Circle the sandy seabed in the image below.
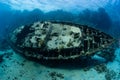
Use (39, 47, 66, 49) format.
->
(0, 48, 120, 80)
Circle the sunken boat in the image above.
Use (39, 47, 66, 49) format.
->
(9, 21, 115, 60)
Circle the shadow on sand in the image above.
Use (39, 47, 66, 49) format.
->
(26, 56, 107, 70)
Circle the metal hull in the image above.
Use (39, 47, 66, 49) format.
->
(10, 21, 115, 60)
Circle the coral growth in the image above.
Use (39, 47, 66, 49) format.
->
(49, 71, 64, 80)
(94, 64, 108, 73)
(105, 70, 116, 80)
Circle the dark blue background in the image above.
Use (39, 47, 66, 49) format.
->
(0, 2, 120, 48)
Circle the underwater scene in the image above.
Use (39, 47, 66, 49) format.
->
(0, 0, 120, 80)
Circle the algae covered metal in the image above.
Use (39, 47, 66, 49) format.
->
(10, 21, 115, 60)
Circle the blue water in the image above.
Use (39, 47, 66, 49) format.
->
(0, 0, 120, 40)
(0, 1, 120, 80)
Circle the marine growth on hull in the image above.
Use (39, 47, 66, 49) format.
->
(10, 21, 115, 60)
